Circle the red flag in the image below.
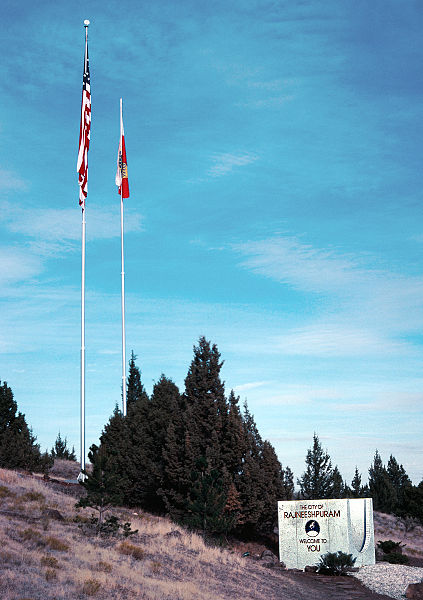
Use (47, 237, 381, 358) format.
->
(77, 27, 91, 209)
(116, 99, 129, 198)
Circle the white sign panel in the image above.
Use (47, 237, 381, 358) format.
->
(278, 498, 375, 569)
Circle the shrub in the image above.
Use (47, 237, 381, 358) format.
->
(77, 513, 138, 537)
(41, 555, 59, 568)
(94, 560, 112, 573)
(0, 484, 15, 498)
(45, 568, 57, 581)
(317, 551, 356, 576)
(118, 541, 145, 560)
(21, 528, 45, 547)
(377, 540, 405, 554)
(150, 560, 162, 574)
(21, 491, 45, 503)
(384, 552, 409, 564)
(82, 578, 101, 595)
(45, 536, 69, 551)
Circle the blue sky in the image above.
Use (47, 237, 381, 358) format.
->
(1, 0, 422, 485)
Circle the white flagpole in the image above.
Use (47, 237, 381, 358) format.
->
(120, 98, 127, 417)
(78, 20, 89, 482)
(80, 203, 86, 475)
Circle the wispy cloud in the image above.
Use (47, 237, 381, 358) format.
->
(0, 169, 27, 191)
(2, 203, 143, 244)
(0, 247, 42, 285)
(207, 152, 258, 177)
(234, 236, 423, 351)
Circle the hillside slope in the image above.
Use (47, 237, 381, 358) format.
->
(0, 465, 421, 600)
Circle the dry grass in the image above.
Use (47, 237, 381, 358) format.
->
(374, 511, 423, 559)
(1, 467, 421, 600)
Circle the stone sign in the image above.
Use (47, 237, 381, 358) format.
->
(278, 498, 375, 569)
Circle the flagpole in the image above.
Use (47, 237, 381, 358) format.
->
(120, 98, 127, 416)
(77, 19, 90, 482)
(80, 202, 86, 476)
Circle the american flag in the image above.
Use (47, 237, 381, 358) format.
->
(77, 30, 91, 209)
(115, 99, 129, 199)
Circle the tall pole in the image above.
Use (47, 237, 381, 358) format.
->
(80, 203, 86, 475)
(120, 99, 127, 416)
(77, 19, 90, 482)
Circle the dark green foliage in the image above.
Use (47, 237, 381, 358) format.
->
(377, 539, 405, 554)
(330, 465, 344, 498)
(0, 380, 44, 471)
(94, 338, 292, 540)
(298, 434, 333, 499)
(76, 444, 124, 524)
(400, 480, 423, 523)
(317, 551, 356, 575)
(386, 455, 412, 514)
(51, 432, 76, 461)
(282, 466, 295, 500)
(383, 553, 409, 564)
(368, 450, 397, 512)
(350, 467, 364, 498)
(78, 513, 138, 537)
(183, 457, 233, 536)
(126, 351, 149, 408)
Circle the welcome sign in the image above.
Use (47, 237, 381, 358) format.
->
(278, 498, 375, 569)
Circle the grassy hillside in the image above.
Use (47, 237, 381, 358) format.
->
(0, 462, 422, 600)
(0, 465, 298, 600)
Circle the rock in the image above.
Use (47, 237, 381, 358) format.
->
(304, 565, 318, 573)
(406, 582, 423, 599)
(42, 509, 64, 521)
(260, 549, 278, 563)
(279, 561, 286, 569)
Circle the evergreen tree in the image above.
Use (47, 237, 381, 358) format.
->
(51, 431, 76, 461)
(220, 390, 245, 480)
(368, 450, 396, 512)
(386, 455, 412, 514)
(126, 351, 149, 409)
(330, 465, 344, 498)
(183, 337, 226, 470)
(183, 456, 233, 536)
(0, 380, 43, 471)
(236, 403, 264, 534)
(351, 467, 363, 498)
(143, 375, 182, 512)
(258, 440, 286, 532)
(298, 433, 333, 499)
(282, 465, 295, 500)
(99, 406, 132, 504)
(77, 444, 123, 523)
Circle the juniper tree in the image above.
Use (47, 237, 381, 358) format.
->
(236, 403, 264, 534)
(142, 375, 182, 511)
(126, 351, 149, 409)
(183, 337, 226, 471)
(0, 380, 43, 471)
(386, 455, 412, 513)
(298, 433, 333, 499)
(351, 467, 363, 498)
(282, 465, 295, 500)
(77, 444, 123, 523)
(330, 465, 344, 498)
(99, 406, 132, 504)
(51, 432, 76, 461)
(368, 450, 396, 512)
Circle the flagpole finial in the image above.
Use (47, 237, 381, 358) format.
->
(84, 19, 90, 27)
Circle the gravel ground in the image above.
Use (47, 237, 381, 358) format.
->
(352, 564, 423, 599)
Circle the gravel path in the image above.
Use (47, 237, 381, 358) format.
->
(352, 564, 423, 599)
